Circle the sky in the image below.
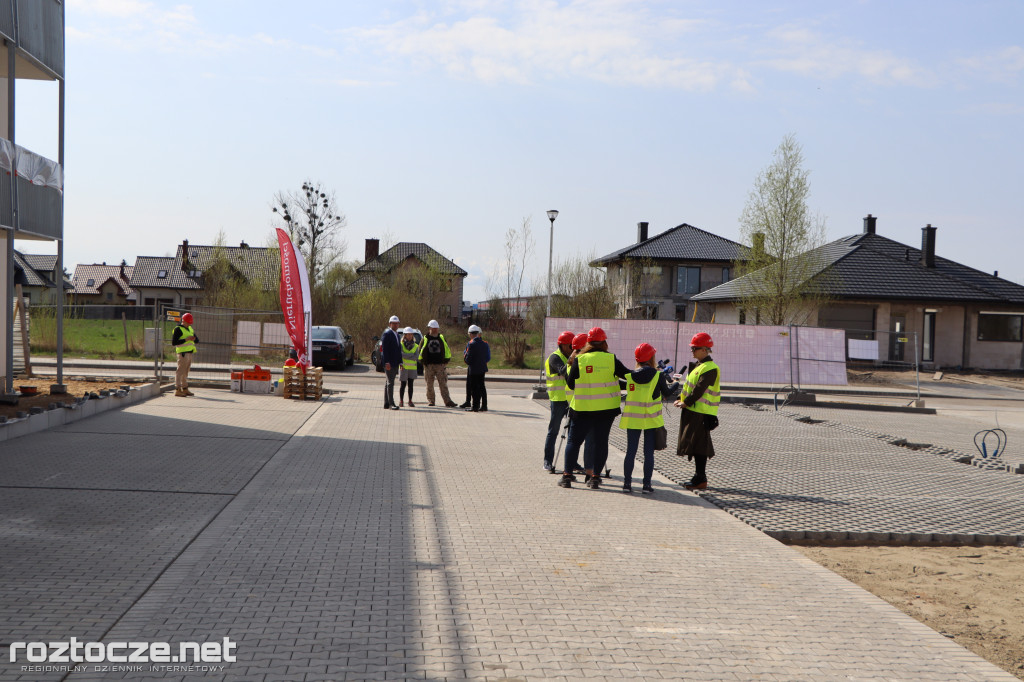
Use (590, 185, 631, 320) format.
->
(15, 0, 1024, 303)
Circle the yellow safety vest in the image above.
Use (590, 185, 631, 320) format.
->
(418, 334, 452, 362)
(545, 349, 571, 403)
(619, 373, 664, 430)
(401, 341, 419, 371)
(571, 351, 620, 412)
(683, 359, 721, 416)
(175, 325, 196, 354)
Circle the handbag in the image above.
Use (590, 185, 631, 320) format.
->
(703, 415, 719, 431)
(653, 425, 668, 451)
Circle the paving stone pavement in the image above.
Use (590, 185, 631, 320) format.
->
(0, 392, 322, 682)
(601, 402, 1024, 545)
(0, 387, 1014, 680)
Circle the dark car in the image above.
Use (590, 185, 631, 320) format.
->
(370, 328, 422, 370)
(311, 326, 355, 370)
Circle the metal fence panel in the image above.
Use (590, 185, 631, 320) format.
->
(155, 304, 290, 382)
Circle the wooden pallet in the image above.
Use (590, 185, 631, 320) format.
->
(283, 366, 324, 400)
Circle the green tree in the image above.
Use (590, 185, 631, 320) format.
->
(734, 134, 831, 325)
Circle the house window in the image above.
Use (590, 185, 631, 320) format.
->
(977, 313, 1023, 342)
(158, 270, 168, 279)
(738, 308, 745, 325)
(441, 278, 453, 292)
(438, 304, 452, 320)
(923, 311, 936, 362)
(722, 267, 730, 282)
(106, 292, 114, 301)
(675, 267, 700, 295)
(86, 278, 95, 287)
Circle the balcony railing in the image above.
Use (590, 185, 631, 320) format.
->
(0, 0, 64, 80)
(0, 139, 63, 240)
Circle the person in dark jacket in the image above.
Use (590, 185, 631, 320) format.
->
(381, 315, 402, 410)
(674, 332, 721, 490)
(619, 343, 670, 494)
(543, 330, 576, 471)
(463, 324, 490, 412)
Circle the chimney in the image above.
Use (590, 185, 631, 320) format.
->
(752, 232, 766, 254)
(365, 238, 380, 264)
(994, 270, 999, 278)
(637, 222, 649, 243)
(240, 240, 248, 248)
(120, 260, 127, 280)
(863, 214, 876, 235)
(920, 225, 936, 268)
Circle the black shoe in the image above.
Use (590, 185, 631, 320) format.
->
(683, 480, 707, 490)
(558, 475, 572, 488)
(587, 475, 601, 489)
(445, 402, 458, 407)
(464, 406, 478, 412)
(459, 402, 470, 408)
(642, 485, 654, 494)
(622, 483, 632, 493)
(478, 407, 488, 412)
(390, 405, 400, 410)
(573, 465, 586, 475)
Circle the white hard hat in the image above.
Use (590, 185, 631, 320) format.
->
(468, 324, 482, 333)
(427, 319, 439, 328)
(403, 326, 414, 334)
(389, 315, 400, 323)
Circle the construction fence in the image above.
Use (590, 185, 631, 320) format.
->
(543, 318, 921, 392)
(152, 303, 291, 383)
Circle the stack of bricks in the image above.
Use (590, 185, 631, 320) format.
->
(283, 366, 323, 400)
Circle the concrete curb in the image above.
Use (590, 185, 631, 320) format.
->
(0, 382, 162, 443)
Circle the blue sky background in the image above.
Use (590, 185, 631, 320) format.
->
(15, 0, 1024, 302)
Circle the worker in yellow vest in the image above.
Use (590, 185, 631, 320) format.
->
(543, 330, 576, 472)
(558, 327, 630, 490)
(619, 342, 669, 494)
(398, 327, 420, 407)
(674, 332, 721, 491)
(172, 312, 198, 397)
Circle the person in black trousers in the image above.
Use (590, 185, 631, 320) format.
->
(463, 324, 490, 412)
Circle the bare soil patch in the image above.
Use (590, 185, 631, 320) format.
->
(1, 376, 156, 420)
(796, 545, 1024, 679)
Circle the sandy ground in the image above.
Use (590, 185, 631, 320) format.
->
(0, 377, 154, 420)
(796, 545, 1024, 679)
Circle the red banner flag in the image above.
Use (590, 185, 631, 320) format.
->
(276, 228, 310, 369)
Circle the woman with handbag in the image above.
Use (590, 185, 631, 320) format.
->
(398, 327, 421, 407)
(674, 332, 721, 491)
(618, 343, 670, 494)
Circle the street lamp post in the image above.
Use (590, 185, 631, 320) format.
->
(546, 210, 558, 317)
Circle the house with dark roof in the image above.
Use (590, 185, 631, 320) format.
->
(13, 251, 70, 304)
(691, 215, 1024, 370)
(341, 239, 468, 325)
(590, 222, 745, 320)
(128, 240, 279, 307)
(71, 262, 135, 304)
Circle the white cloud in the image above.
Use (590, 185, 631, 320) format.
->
(348, 0, 744, 90)
(759, 25, 936, 87)
(956, 46, 1024, 84)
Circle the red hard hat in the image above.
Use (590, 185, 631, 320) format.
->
(557, 331, 575, 345)
(690, 332, 713, 348)
(572, 333, 588, 351)
(587, 326, 607, 342)
(635, 342, 656, 363)
(182, 313, 193, 325)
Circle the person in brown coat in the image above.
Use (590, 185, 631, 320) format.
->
(674, 332, 721, 490)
